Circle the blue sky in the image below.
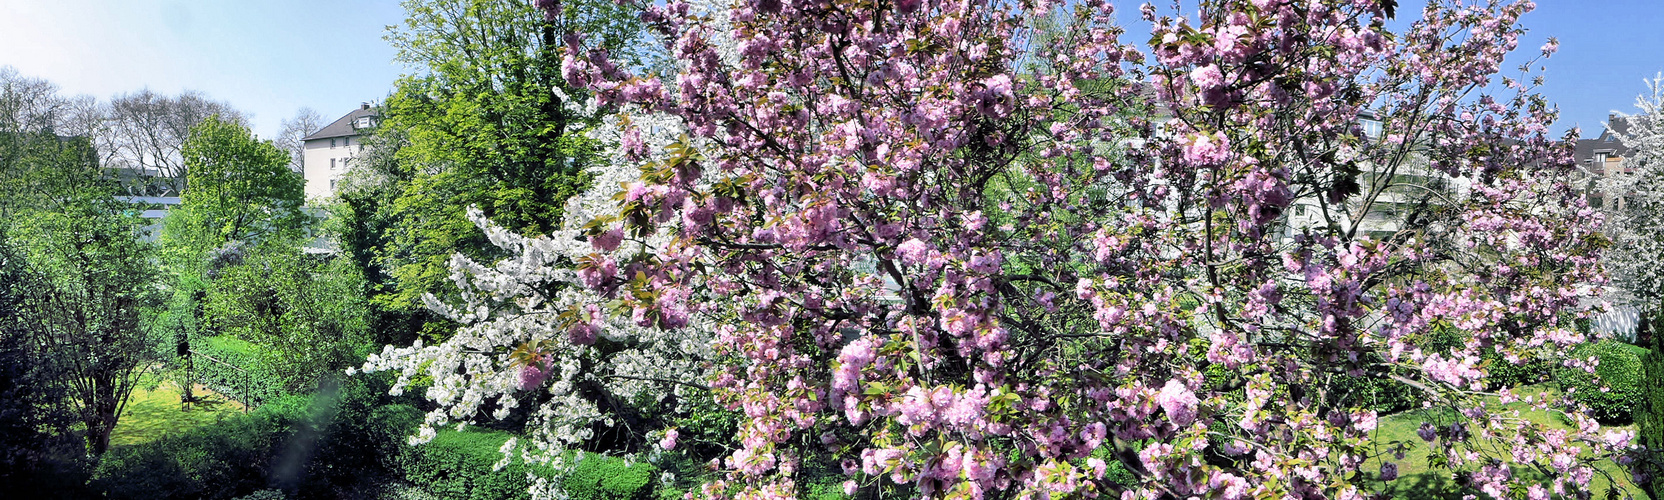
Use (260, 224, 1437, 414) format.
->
(0, 1, 1659, 140)
(0, 0, 407, 140)
(1510, 0, 1664, 136)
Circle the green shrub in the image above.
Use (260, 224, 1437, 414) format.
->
(802, 477, 851, 500)
(386, 427, 661, 500)
(231, 489, 285, 500)
(91, 375, 421, 499)
(1484, 350, 1552, 390)
(1557, 340, 1646, 423)
(562, 453, 659, 500)
(286, 376, 423, 498)
(391, 428, 532, 500)
(193, 336, 286, 407)
(90, 395, 305, 499)
(1638, 309, 1664, 499)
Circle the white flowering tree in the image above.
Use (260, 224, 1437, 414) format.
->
(356, 93, 716, 495)
(1603, 75, 1664, 310)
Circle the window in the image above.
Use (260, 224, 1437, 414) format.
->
(330, 180, 337, 190)
(330, 138, 337, 148)
(1359, 118, 1383, 138)
(344, 137, 350, 147)
(356, 116, 372, 128)
(330, 158, 337, 170)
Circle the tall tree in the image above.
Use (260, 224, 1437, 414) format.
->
(274, 107, 324, 172)
(162, 115, 308, 269)
(11, 195, 158, 456)
(339, 0, 646, 341)
(101, 89, 245, 196)
(371, 0, 1624, 498)
(0, 68, 107, 219)
(158, 116, 309, 397)
(1601, 75, 1664, 310)
(0, 233, 81, 493)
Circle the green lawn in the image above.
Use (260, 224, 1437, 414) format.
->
(109, 374, 246, 447)
(1362, 385, 1642, 500)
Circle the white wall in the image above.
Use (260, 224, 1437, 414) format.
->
(302, 136, 361, 200)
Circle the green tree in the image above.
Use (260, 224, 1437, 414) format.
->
(162, 115, 307, 268)
(156, 115, 309, 407)
(1641, 306, 1664, 498)
(11, 197, 160, 456)
(0, 233, 85, 494)
(202, 251, 371, 393)
(339, 0, 646, 342)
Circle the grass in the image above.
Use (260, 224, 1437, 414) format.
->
(109, 373, 246, 447)
(1361, 385, 1643, 500)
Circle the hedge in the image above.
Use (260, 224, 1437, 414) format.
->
(90, 395, 308, 499)
(562, 452, 659, 500)
(193, 336, 286, 408)
(390, 428, 530, 500)
(91, 376, 422, 499)
(92, 370, 661, 500)
(1557, 340, 1646, 423)
(389, 428, 659, 500)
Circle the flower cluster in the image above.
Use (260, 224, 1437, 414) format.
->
(369, 0, 1638, 498)
(357, 89, 715, 498)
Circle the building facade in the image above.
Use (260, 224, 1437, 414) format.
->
(301, 104, 377, 200)
(1574, 114, 1635, 211)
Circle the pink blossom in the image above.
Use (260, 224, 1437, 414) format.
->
(660, 429, 680, 450)
(1156, 379, 1199, 426)
(1190, 64, 1225, 90)
(517, 361, 550, 390)
(896, 238, 930, 265)
(1181, 132, 1231, 166)
(590, 228, 624, 252)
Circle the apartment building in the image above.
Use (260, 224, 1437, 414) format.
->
(301, 104, 377, 200)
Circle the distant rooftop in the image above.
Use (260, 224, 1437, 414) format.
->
(114, 196, 181, 206)
(1574, 114, 1634, 170)
(301, 103, 377, 142)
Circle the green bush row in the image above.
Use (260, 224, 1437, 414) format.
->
(192, 336, 287, 407)
(561, 453, 659, 500)
(92, 370, 662, 500)
(90, 376, 422, 499)
(388, 428, 659, 500)
(389, 428, 530, 500)
(1557, 340, 1647, 424)
(90, 395, 307, 499)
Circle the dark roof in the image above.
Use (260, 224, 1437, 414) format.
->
(1574, 115, 1633, 168)
(301, 105, 377, 142)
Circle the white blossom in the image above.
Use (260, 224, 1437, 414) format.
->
(1600, 74, 1664, 310)
(359, 73, 720, 500)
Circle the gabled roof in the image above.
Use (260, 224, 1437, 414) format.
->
(1575, 115, 1634, 167)
(301, 105, 377, 142)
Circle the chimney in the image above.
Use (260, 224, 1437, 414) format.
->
(361, 102, 370, 110)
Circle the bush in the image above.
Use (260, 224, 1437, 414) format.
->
(1638, 309, 1664, 499)
(90, 375, 422, 499)
(801, 478, 851, 500)
(1557, 340, 1646, 423)
(1483, 350, 1552, 390)
(386, 427, 660, 500)
(562, 453, 659, 500)
(193, 336, 286, 407)
(90, 395, 305, 499)
(389, 428, 531, 500)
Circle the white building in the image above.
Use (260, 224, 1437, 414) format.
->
(301, 104, 376, 200)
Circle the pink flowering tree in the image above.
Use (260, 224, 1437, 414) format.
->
(516, 0, 1626, 498)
